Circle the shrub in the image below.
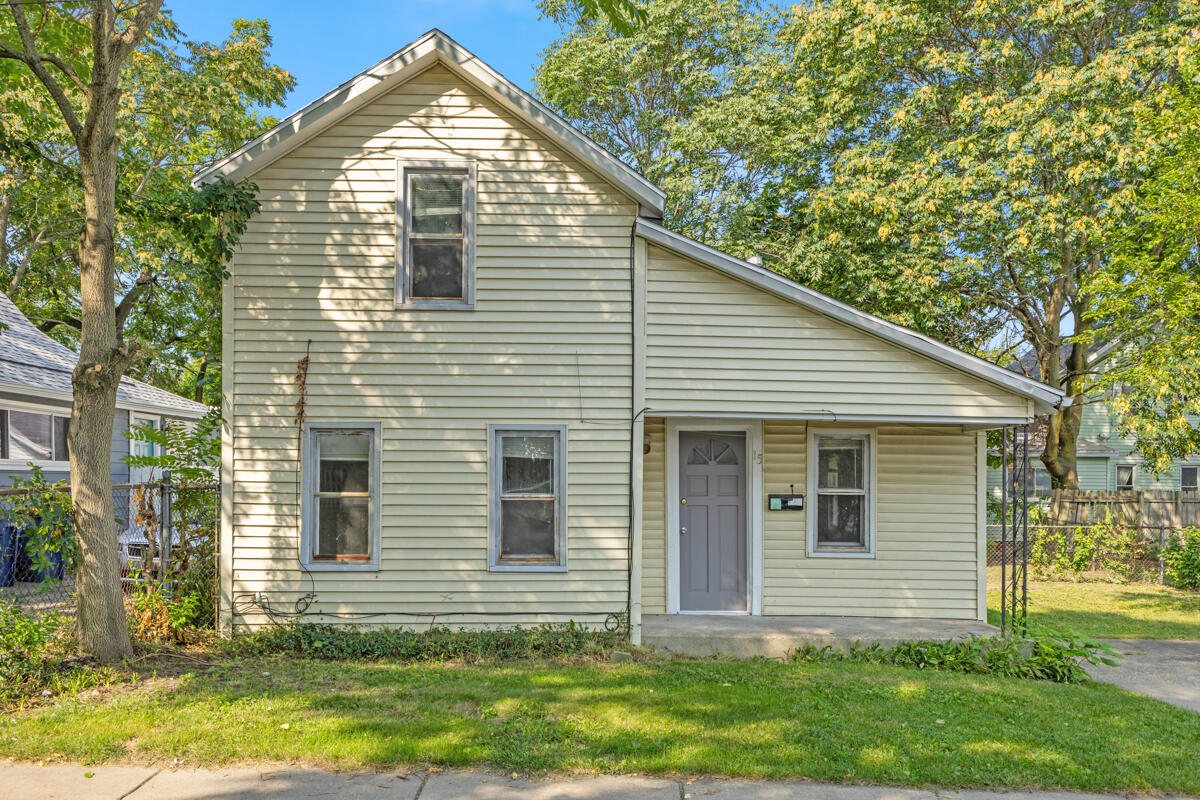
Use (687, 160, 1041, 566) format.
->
(1162, 528, 1200, 590)
(229, 621, 624, 662)
(0, 466, 78, 578)
(792, 631, 1116, 683)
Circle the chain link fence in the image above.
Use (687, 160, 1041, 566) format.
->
(0, 482, 218, 628)
(987, 521, 1190, 583)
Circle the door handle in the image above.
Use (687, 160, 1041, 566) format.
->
(680, 527, 688, 535)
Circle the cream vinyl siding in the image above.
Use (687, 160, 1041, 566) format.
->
(645, 245, 1031, 421)
(640, 420, 982, 619)
(641, 417, 667, 614)
(762, 421, 980, 618)
(227, 64, 635, 628)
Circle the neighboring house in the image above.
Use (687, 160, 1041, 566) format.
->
(986, 345, 1200, 499)
(0, 290, 210, 488)
(198, 30, 1064, 641)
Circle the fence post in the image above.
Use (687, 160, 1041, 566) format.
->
(161, 471, 172, 595)
(1159, 526, 1166, 585)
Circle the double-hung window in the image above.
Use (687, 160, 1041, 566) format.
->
(808, 430, 874, 557)
(397, 161, 475, 309)
(489, 426, 567, 571)
(1183, 465, 1199, 493)
(0, 409, 69, 463)
(301, 423, 380, 570)
(1116, 464, 1135, 491)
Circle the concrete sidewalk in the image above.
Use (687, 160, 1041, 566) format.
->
(3, 762, 1193, 800)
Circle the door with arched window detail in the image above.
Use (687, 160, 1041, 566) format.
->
(678, 431, 747, 612)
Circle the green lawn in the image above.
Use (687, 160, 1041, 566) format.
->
(987, 578, 1200, 639)
(3, 655, 1199, 794)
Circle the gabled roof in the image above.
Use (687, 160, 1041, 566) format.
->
(635, 220, 1067, 415)
(193, 29, 667, 216)
(0, 292, 210, 418)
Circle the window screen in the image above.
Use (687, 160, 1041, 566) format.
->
(492, 428, 565, 568)
(0, 410, 69, 463)
(402, 167, 472, 305)
(311, 430, 373, 562)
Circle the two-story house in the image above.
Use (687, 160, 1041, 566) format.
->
(198, 31, 1064, 645)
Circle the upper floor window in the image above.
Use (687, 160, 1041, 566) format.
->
(397, 161, 475, 309)
(0, 409, 69, 463)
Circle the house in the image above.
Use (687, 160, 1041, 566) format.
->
(986, 345, 1199, 498)
(197, 30, 1064, 643)
(0, 290, 210, 488)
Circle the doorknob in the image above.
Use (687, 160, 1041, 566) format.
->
(680, 527, 688, 535)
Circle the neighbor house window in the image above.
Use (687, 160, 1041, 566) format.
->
(0, 409, 69, 463)
(1181, 465, 1198, 492)
(489, 426, 567, 571)
(1030, 467, 1052, 498)
(302, 423, 380, 570)
(808, 430, 874, 557)
(397, 161, 475, 309)
(1116, 465, 1135, 491)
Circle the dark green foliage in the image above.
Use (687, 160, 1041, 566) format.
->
(230, 621, 624, 662)
(1162, 529, 1200, 590)
(792, 632, 1118, 683)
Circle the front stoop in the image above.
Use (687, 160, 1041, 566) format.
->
(641, 614, 999, 659)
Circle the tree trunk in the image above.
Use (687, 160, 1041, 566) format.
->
(69, 47, 133, 663)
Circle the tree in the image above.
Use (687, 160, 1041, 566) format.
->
(732, 0, 1196, 486)
(1085, 57, 1200, 473)
(0, 3, 288, 661)
(2, 15, 293, 408)
(537, 0, 778, 242)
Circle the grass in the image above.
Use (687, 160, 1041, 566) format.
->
(987, 577, 1200, 640)
(2, 654, 1199, 794)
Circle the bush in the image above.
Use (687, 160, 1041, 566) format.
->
(792, 631, 1117, 683)
(229, 621, 624, 662)
(1163, 528, 1200, 590)
(0, 466, 78, 578)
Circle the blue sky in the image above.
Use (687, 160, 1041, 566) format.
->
(169, 1, 561, 117)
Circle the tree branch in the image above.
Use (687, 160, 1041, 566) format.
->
(3, 1, 84, 143)
(114, 268, 154, 333)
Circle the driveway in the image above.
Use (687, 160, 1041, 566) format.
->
(1086, 639, 1200, 713)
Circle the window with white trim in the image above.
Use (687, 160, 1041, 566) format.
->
(1, 409, 69, 463)
(398, 162, 475, 309)
(1181, 465, 1198, 492)
(302, 424, 380, 570)
(490, 426, 566, 571)
(1116, 464, 1135, 491)
(808, 430, 874, 557)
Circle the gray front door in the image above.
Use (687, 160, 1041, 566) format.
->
(679, 431, 747, 612)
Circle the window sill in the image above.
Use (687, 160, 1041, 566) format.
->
(0, 459, 70, 471)
(301, 561, 380, 572)
(489, 563, 568, 573)
(395, 300, 474, 311)
(806, 547, 875, 559)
